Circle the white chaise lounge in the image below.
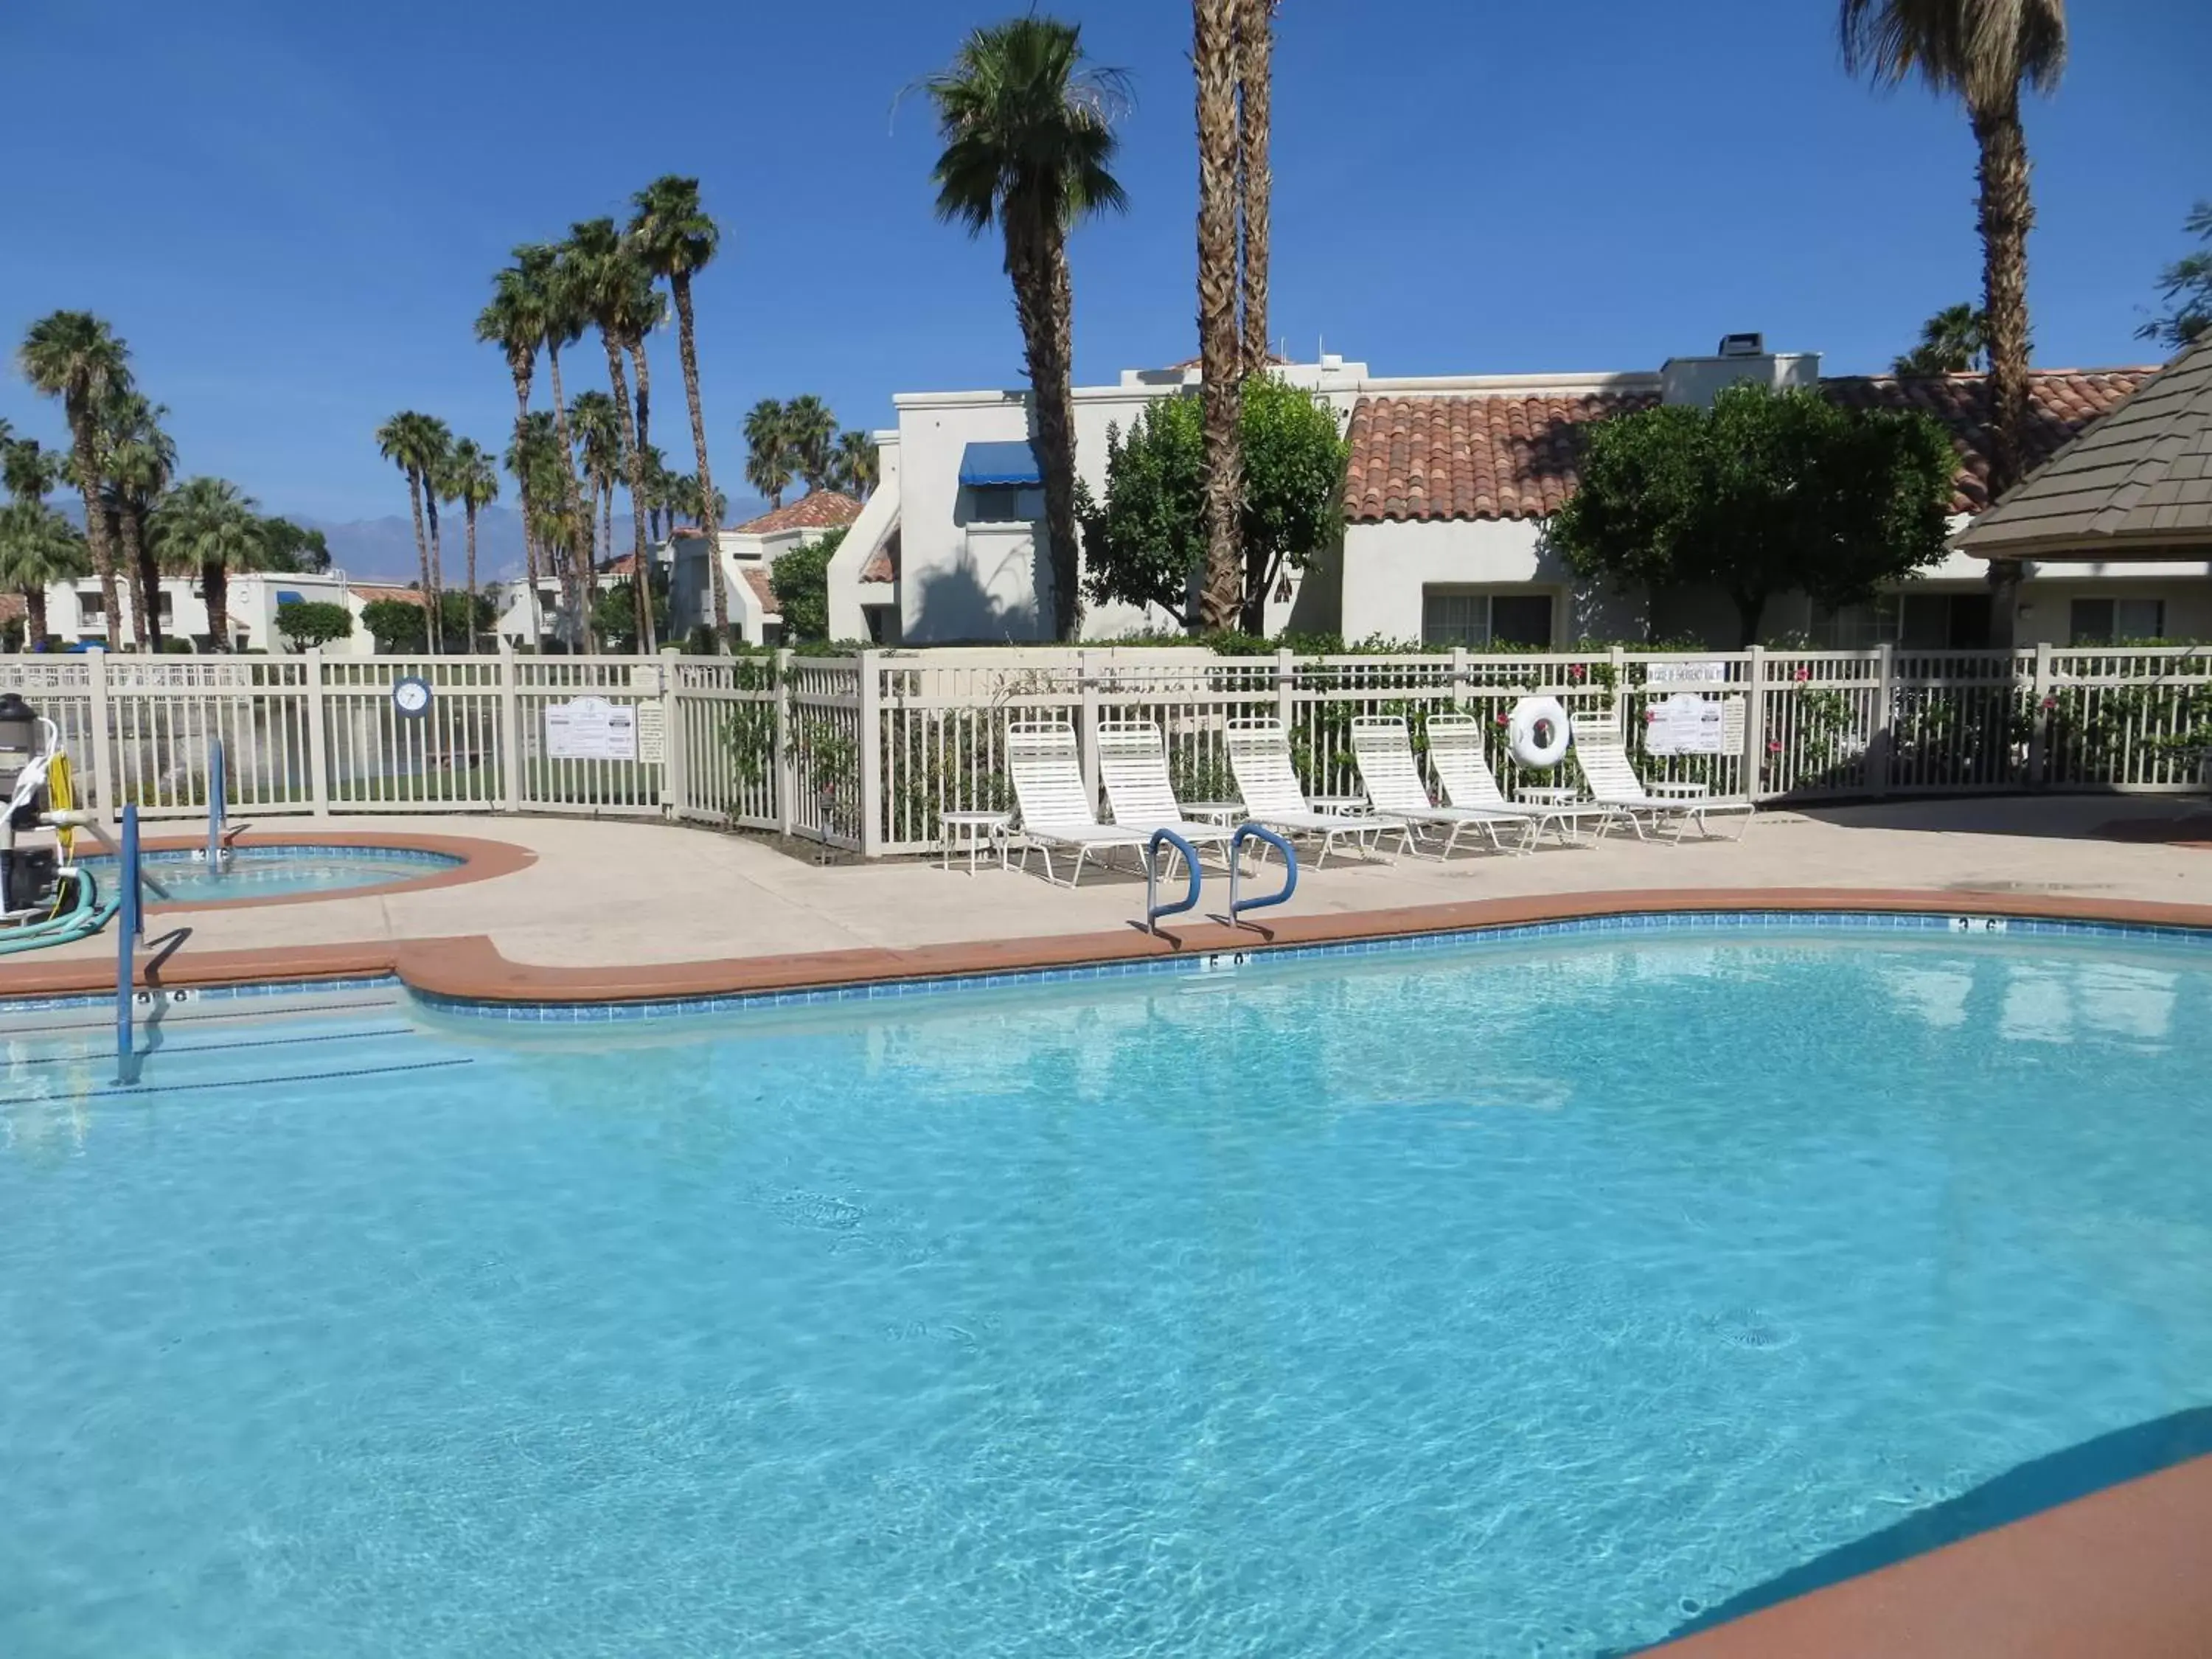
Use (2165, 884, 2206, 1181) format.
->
(1570, 720, 1756, 841)
(1349, 716, 1536, 857)
(1425, 714, 1621, 847)
(1006, 721, 1156, 886)
(1094, 721, 1242, 866)
(1225, 717, 1408, 866)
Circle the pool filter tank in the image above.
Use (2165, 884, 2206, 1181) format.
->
(0, 692, 60, 914)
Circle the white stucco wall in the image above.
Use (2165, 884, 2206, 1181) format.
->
(828, 436, 901, 643)
(44, 572, 375, 654)
(1337, 517, 1569, 644)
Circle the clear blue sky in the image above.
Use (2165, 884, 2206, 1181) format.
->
(3, 0, 2205, 523)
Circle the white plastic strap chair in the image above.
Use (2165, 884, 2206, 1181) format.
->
(1005, 720, 1152, 885)
(1348, 716, 1535, 858)
(1425, 714, 1619, 847)
(1093, 721, 1239, 863)
(1570, 718, 1756, 841)
(1225, 717, 1408, 865)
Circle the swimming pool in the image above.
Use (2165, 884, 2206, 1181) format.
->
(80, 842, 465, 902)
(4, 924, 2209, 1655)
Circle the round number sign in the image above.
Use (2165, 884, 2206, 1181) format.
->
(392, 675, 434, 719)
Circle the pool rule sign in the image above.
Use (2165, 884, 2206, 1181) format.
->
(543, 695, 638, 762)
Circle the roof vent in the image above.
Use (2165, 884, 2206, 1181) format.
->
(1717, 333, 1765, 358)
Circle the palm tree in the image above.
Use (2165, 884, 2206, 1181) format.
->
(1194, 0, 1242, 632)
(564, 217, 661, 653)
(98, 391, 177, 650)
(18, 312, 131, 649)
(373, 411, 452, 651)
(1893, 302, 1991, 375)
(3, 434, 61, 508)
(505, 409, 562, 589)
(442, 439, 498, 653)
(1237, 0, 1276, 376)
(568, 389, 625, 566)
(924, 15, 1130, 640)
(637, 442, 672, 542)
(781, 394, 837, 491)
(628, 175, 729, 643)
(832, 429, 880, 498)
(743, 398, 791, 506)
(529, 242, 597, 647)
(1841, 0, 2066, 507)
(152, 477, 266, 652)
(0, 501, 89, 647)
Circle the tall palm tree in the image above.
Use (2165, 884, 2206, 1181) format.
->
(568, 389, 625, 566)
(1193, 0, 1242, 632)
(505, 409, 562, 589)
(18, 312, 131, 649)
(781, 394, 838, 491)
(0, 501, 89, 647)
(1841, 0, 2065, 507)
(743, 397, 791, 506)
(152, 477, 266, 652)
(530, 242, 597, 647)
(832, 429, 880, 498)
(628, 175, 729, 643)
(374, 411, 451, 651)
(3, 434, 61, 508)
(1237, 0, 1276, 376)
(565, 218, 661, 653)
(442, 439, 498, 653)
(98, 391, 177, 650)
(925, 15, 1130, 641)
(1893, 302, 1991, 375)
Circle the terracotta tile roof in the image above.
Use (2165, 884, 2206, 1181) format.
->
(1344, 369, 2160, 525)
(733, 490, 863, 535)
(348, 585, 422, 607)
(0, 594, 24, 625)
(742, 566, 777, 615)
(860, 529, 900, 585)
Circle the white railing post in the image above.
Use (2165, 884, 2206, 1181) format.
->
(1608, 645, 1627, 734)
(858, 650, 883, 857)
(1276, 647, 1296, 726)
(497, 639, 523, 813)
(1743, 644, 1768, 799)
(305, 647, 331, 816)
(658, 647, 683, 813)
(2028, 640, 2053, 788)
(87, 648, 115, 822)
(1450, 646, 1470, 712)
(1078, 647, 1103, 810)
(1870, 641, 1895, 798)
(774, 649, 795, 838)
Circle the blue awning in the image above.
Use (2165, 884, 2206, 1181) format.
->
(958, 440, 1043, 488)
(276, 590, 307, 605)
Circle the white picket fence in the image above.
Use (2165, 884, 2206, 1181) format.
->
(6, 642, 2208, 857)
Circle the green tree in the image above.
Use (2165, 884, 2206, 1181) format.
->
(361, 596, 428, 653)
(3, 434, 62, 507)
(1840, 0, 2067, 510)
(1077, 376, 1347, 630)
(568, 389, 626, 563)
(2138, 201, 2212, 350)
(260, 518, 332, 573)
(373, 411, 453, 650)
(923, 15, 1130, 640)
(1548, 383, 1958, 647)
(743, 397, 792, 506)
(831, 429, 879, 497)
(18, 311, 131, 649)
(781, 394, 837, 491)
(1893, 302, 1989, 375)
(769, 529, 844, 643)
(97, 389, 176, 650)
(589, 565, 669, 653)
(151, 476, 269, 650)
(1194, 0, 1242, 629)
(629, 175, 731, 643)
(442, 438, 499, 652)
(563, 218, 660, 651)
(275, 599, 353, 650)
(0, 501, 89, 646)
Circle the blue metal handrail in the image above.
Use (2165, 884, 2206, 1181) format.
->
(206, 738, 226, 872)
(1228, 824, 1298, 924)
(1144, 828, 1202, 933)
(116, 803, 142, 1068)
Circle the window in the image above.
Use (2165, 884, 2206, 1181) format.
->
(78, 591, 104, 619)
(1421, 589, 1556, 650)
(2070, 598, 2166, 645)
(969, 484, 1045, 522)
(1899, 592, 1991, 650)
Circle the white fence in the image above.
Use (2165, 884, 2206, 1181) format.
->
(6, 643, 2208, 856)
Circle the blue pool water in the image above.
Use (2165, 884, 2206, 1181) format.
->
(82, 843, 462, 900)
(4, 928, 2211, 1656)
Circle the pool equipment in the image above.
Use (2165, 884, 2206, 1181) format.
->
(1506, 696, 1572, 769)
(1145, 828, 1202, 934)
(0, 692, 125, 954)
(1227, 824, 1298, 925)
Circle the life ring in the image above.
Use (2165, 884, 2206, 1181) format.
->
(1507, 696, 1571, 769)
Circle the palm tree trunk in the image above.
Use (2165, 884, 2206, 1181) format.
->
(602, 337, 659, 655)
(26, 587, 49, 647)
(1237, 0, 1273, 378)
(545, 342, 592, 652)
(1195, 0, 1245, 634)
(404, 469, 433, 656)
(66, 424, 122, 651)
(1974, 96, 2034, 653)
(424, 493, 447, 655)
(464, 504, 479, 654)
(128, 505, 164, 652)
(114, 507, 148, 650)
(204, 559, 229, 652)
(1006, 221, 1083, 641)
(627, 338, 652, 464)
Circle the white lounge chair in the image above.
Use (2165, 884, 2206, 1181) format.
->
(1225, 717, 1408, 866)
(1094, 721, 1241, 865)
(1425, 714, 1620, 847)
(1005, 721, 1156, 886)
(1570, 720, 1756, 841)
(1349, 716, 1536, 857)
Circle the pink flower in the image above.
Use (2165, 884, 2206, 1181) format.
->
(1792, 667, 1811, 682)
(1644, 709, 1658, 723)
(1568, 664, 1587, 681)
(1767, 740, 1783, 754)
(2040, 696, 2058, 712)
(1495, 712, 1509, 726)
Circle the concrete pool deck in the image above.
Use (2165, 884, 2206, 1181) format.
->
(7, 793, 2212, 1653)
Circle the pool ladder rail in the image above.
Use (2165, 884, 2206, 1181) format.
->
(1144, 823, 1298, 935)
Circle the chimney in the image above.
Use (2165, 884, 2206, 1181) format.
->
(1660, 334, 1822, 408)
